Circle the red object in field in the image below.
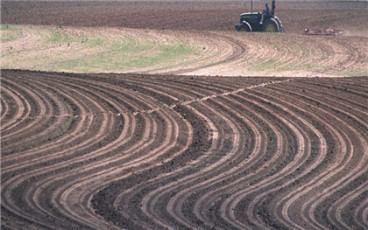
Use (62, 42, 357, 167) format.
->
(303, 28, 343, 36)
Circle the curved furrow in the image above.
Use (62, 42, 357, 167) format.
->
(0, 77, 74, 158)
(215, 91, 308, 230)
(298, 113, 361, 230)
(135, 104, 221, 230)
(42, 110, 170, 228)
(297, 79, 368, 109)
(3, 73, 123, 228)
(111, 110, 190, 227)
(146, 32, 237, 75)
(41, 73, 160, 114)
(79, 109, 192, 229)
(277, 78, 368, 142)
(0, 81, 31, 134)
(1, 116, 113, 229)
(330, 37, 367, 71)
(95, 78, 300, 228)
(277, 81, 368, 144)
(66, 74, 186, 116)
(216, 79, 366, 230)
(191, 97, 280, 229)
(2, 70, 367, 230)
(261, 81, 368, 229)
(241, 87, 340, 229)
(126, 79, 195, 104)
(128, 76, 231, 102)
(300, 106, 365, 229)
(329, 180, 368, 230)
(31, 112, 146, 229)
(135, 77, 212, 97)
(1, 76, 110, 171)
(274, 36, 339, 74)
(107, 86, 290, 228)
(2, 96, 88, 172)
(193, 77, 366, 230)
(2, 100, 121, 226)
(192, 95, 303, 229)
(354, 187, 368, 229)
(164, 100, 245, 229)
(0, 88, 10, 121)
(2, 70, 197, 229)
(1, 26, 40, 51)
(92, 104, 204, 230)
(181, 33, 274, 77)
(295, 85, 368, 120)
(142, 89, 278, 228)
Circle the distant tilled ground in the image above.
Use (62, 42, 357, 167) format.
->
(1, 1, 368, 77)
(1, 1, 368, 33)
(1, 1, 368, 230)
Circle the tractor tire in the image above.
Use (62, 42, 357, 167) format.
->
(237, 22, 252, 32)
(274, 16, 284, 32)
(262, 18, 278, 32)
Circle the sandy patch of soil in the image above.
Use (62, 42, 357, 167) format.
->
(2, 25, 367, 77)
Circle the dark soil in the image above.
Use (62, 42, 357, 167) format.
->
(2, 1, 367, 33)
(1, 69, 367, 229)
(1, 1, 368, 230)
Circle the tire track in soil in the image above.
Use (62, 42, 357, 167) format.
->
(1, 70, 367, 230)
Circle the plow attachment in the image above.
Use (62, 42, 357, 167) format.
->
(303, 28, 343, 36)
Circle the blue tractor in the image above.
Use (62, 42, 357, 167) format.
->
(235, 0, 283, 32)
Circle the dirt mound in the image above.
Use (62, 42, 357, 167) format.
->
(2, 70, 368, 229)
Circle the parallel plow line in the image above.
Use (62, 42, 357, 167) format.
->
(1, 70, 367, 230)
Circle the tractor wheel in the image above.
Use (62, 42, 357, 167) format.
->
(274, 16, 284, 32)
(262, 19, 278, 32)
(238, 22, 252, 32)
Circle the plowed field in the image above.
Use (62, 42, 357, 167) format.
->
(2, 70, 368, 230)
(1, 0, 368, 77)
(1, 1, 368, 230)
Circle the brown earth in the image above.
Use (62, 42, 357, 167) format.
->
(2, 1, 368, 34)
(1, 1, 367, 77)
(1, 1, 368, 230)
(4, 24, 367, 77)
(1, 69, 368, 230)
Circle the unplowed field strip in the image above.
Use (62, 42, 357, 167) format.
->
(1, 70, 367, 230)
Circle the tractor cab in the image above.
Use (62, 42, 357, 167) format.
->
(235, 0, 283, 32)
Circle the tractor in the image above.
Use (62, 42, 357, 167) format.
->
(235, 0, 283, 32)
